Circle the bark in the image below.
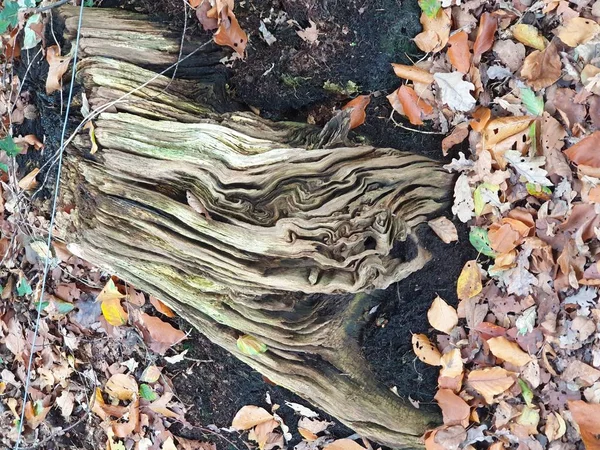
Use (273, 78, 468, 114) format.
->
(56, 6, 452, 448)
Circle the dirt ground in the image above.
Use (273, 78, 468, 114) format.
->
(13, 0, 476, 445)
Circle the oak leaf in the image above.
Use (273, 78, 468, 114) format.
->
(467, 367, 515, 404)
(520, 43, 562, 91)
(452, 173, 474, 223)
(434, 72, 476, 112)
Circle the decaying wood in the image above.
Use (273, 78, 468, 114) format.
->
(57, 6, 452, 447)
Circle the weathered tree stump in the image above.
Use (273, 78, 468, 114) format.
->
(55, 6, 452, 447)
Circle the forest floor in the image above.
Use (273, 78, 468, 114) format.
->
(2, 0, 600, 449)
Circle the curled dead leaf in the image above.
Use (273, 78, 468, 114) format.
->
(232, 405, 273, 430)
(483, 116, 533, 147)
(342, 95, 370, 129)
(46, 45, 71, 95)
(414, 8, 451, 53)
(520, 43, 562, 91)
(447, 31, 471, 73)
(397, 85, 433, 125)
(391, 63, 434, 84)
(564, 131, 600, 168)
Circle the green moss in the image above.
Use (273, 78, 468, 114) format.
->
(323, 80, 359, 96)
(280, 74, 310, 89)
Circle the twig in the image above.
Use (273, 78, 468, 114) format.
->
(389, 113, 446, 135)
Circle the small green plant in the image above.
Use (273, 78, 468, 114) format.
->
(418, 0, 441, 18)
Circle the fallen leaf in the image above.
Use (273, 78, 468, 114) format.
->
(493, 39, 526, 73)
(414, 8, 451, 53)
(196, 0, 218, 31)
(24, 401, 51, 430)
(470, 106, 491, 132)
(544, 411, 566, 441)
(113, 397, 139, 438)
(149, 295, 176, 318)
(428, 296, 458, 334)
(440, 348, 463, 379)
(434, 389, 470, 427)
(434, 72, 476, 112)
(46, 45, 71, 95)
(521, 43, 562, 91)
(564, 131, 600, 168)
(483, 116, 533, 147)
(342, 95, 370, 129)
(285, 401, 319, 418)
(557, 17, 600, 47)
(391, 63, 434, 84)
(504, 150, 552, 186)
(473, 13, 497, 60)
(140, 365, 162, 383)
(468, 367, 515, 404)
(452, 173, 474, 223)
(18, 168, 39, 191)
(296, 20, 319, 44)
(324, 439, 366, 450)
(148, 392, 181, 419)
(105, 373, 138, 401)
(457, 260, 482, 300)
(447, 31, 471, 73)
(512, 24, 546, 51)
(428, 216, 458, 244)
(397, 85, 433, 125)
(232, 405, 273, 430)
(139, 313, 186, 354)
(487, 337, 533, 366)
(441, 123, 469, 155)
(568, 400, 600, 450)
(98, 279, 128, 327)
(412, 333, 442, 366)
(214, 8, 247, 56)
(237, 334, 268, 355)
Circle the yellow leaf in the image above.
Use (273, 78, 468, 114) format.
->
(487, 336, 533, 366)
(456, 260, 482, 300)
(467, 367, 515, 404)
(557, 17, 600, 47)
(105, 373, 138, 401)
(427, 296, 458, 334)
(512, 24, 547, 51)
(231, 405, 273, 430)
(391, 63, 434, 84)
(483, 116, 534, 147)
(440, 348, 463, 378)
(516, 405, 540, 435)
(412, 334, 442, 366)
(237, 334, 268, 355)
(99, 279, 128, 326)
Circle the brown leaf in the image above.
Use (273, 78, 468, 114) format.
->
(467, 367, 515, 404)
(521, 43, 562, 91)
(113, 397, 140, 438)
(196, 0, 218, 31)
(46, 45, 71, 95)
(18, 168, 39, 191)
(139, 312, 186, 354)
(447, 31, 471, 73)
(232, 405, 273, 430)
(14, 134, 44, 153)
(148, 392, 182, 419)
(434, 389, 470, 427)
(487, 336, 533, 366)
(24, 401, 51, 430)
(564, 131, 600, 168)
(557, 17, 600, 47)
(214, 8, 247, 56)
(412, 334, 442, 366)
(483, 116, 533, 147)
(568, 400, 600, 450)
(391, 63, 433, 84)
(91, 388, 127, 420)
(473, 13, 497, 60)
(440, 348, 463, 379)
(428, 296, 458, 334)
(428, 216, 458, 244)
(470, 106, 491, 132)
(324, 439, 366, 450)
(397, 85, 433, 125)
(541, 112, 571, 180)
(105, 373, 138, 401)
(149, 295, 176, 318)
(342, 95, 370, 129)
(442, 123, 469, 155)
(414, 8, 451, 53)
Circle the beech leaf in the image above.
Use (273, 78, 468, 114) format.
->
(139, 313, 187, 354)
(427, 296, 458, 334)
(447, 31, 471, 73)
(341, 95, 370, 129)
(487, 336, 533, 366)
(98, 279, 128, 326)
(412, 333, 442, 366)
(568, 400, 600, 449)
(512, 24, 546, 51)
(457, 260, 482, 300)
(232, 405, 273, 430)
(467, 367, 515, 404)
(520, 43, 562, 91)
(434, 389, 470, 427)
(428, 216, 458, 244)
(557, 17, 600, 47)
(473, 13, 497, 59)
(520, 88, 544, 116)
(237, 334, 268, 355)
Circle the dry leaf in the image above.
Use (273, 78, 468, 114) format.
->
(428, 216, 458, 244)
(447, 31, 471, 73)
(452, 173, 474, 223)
(105, 373, 138, 401)
(296, 20, 319, 44)
(83, 121, 98, 154)
(18, 168, 39, 191)
(140, 365, 162, 383)
(342, 95, 370, 129)
(323, 439, 366, 450)
(98, 279, 128, 326)
(139, 312, 186, 354)
(544, 411, 566, 441)
(457, 260, 482, 301)
(487, 337, 533, 366)
(568, 400, 600, 450)
(214, 8, 247, 56)
(557, 17, 600, 47)
(149, 295, 176, 318)
(113, 397, 139, 438)
(434, 72, 476, 112)
(473, 13, 497, 60)
(412, 333, 442, 366)
(46, 45, 71, 94)
(391, 63, 434, 84)
(434, 389, 470, 427)
(564, 131, 600, 168)
(512, 24, 546, 51)
(397, 85, 433, 125)
(414, 8, 451, 53)
(24, 401, 51, 430)
(428, 296, 458, 334)
(148, 392, 182, 419)
(442, 123, 469, 155)
(468, 367, 515, 404)
(232, 405, 273, 430)
(521, 43, 562, 91)
(440, 348, 463, 379)
(483, 116, 533, 147)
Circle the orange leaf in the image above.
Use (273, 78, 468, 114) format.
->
(18, 168, 39, 191)
(412, 333, 442, 366)
(487, 336, 533, 366)
(24, 401, 51, 430)
(470, 107, 491, 132)
(113, 397, 140, 438)
(434, 389, 470, 427)
(483, 116, 533, 147)
(473, 13, 497, 60)
(568, 400, 600, 450)
(391, 63, 434, 84)
(397, 85, 433, 126)
(214, 8, 247, 56)
(46, 45, 71, 95)
(342, 95, 371, 129)
(149, 295, 176, 318)
(232, 405, 273, 430)
(447, 31, 471, 73)
(139, 312, 186, 354)
(564, 131, 600, 168)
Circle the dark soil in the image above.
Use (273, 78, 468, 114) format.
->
(14, 0, 477, 443)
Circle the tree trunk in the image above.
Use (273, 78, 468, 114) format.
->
(56, 6, 451, 448)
